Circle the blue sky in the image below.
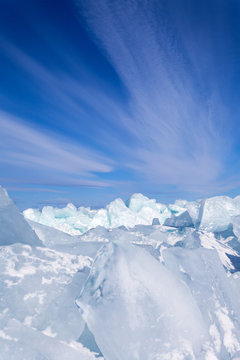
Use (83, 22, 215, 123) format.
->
(1, 0, 240, 209)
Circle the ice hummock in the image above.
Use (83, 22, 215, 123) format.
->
(163, 247, 240, 357)
(199, 196, 240, 233)
(163, 210, 194, 228)
(0, 186, 103, 359)
(76, 240, 208, 360)
(0, 186, 42, 246)
(23, 193, 174, 235)
(2, 185, 240, 359)
(23, 192, 240, 236)
(77, 239, 240, 359)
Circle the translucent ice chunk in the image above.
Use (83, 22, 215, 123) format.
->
(199, 196, 240, 232)
(106, 198, 137, 227)
(174, 199, 203, 227)
(22, 191, 240, 240)
(164, 210, 193, 228)
(152, 217, 160, 225)
(231, 216, 240, 240)
(76, 240, 207, 359)
(23, 193, 172, 234)
(163, 246, 240, 358)
(126, 193, 162, 213)
(27, 219, 81, 247)
(0, 186, 42, 246)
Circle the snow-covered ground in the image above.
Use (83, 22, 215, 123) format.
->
(1, 185, 240, 359)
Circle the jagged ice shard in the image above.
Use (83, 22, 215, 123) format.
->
(76, 240, 208, 359)
(1, 185, 240, 359)
(0, 186, 42, 247)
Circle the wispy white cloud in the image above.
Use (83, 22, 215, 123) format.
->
(0, 111, 114, 186)
(76, 0, 235, 193)
(1, 1, 238, 199)
(5, 187, 66, 193)
(0, 37, 130, 148)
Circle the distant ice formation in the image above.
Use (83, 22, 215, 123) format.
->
(24, 192, 240, 236)
(1, 185, 240, 359)
(23, 193, 173, 235)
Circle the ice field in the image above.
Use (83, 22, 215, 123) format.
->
(1, 185, 240, 359)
